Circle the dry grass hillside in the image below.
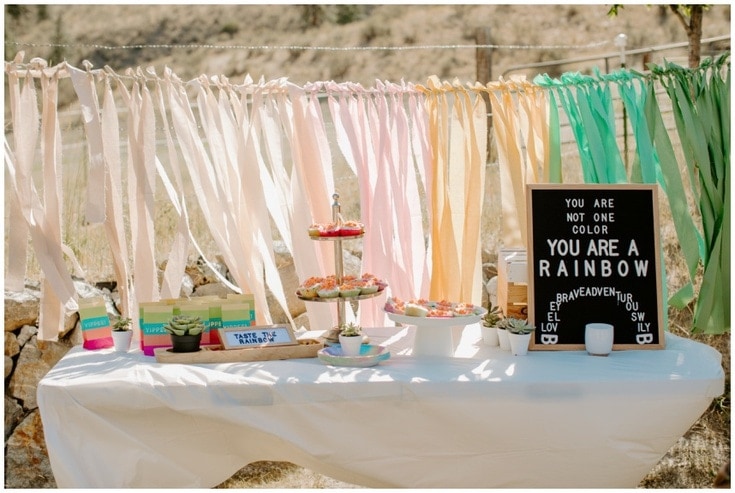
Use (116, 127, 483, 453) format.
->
(4, 4, 732, 102)
(4, 3, 731, 489)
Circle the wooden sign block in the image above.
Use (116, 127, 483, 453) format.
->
(497, 249, 528, 318)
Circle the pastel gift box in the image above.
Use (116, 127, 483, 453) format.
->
(78, 296, 113, 350)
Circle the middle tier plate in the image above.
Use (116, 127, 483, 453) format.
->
(297, 290, 385, 303)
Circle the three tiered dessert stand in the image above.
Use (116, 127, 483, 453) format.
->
(298, 193, 385, 343)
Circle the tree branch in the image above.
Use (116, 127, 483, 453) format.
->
(669, 5, 692, 35)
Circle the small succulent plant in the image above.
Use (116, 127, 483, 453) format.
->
(338, 322, 362, 337)
(503, 317, 535, 335)
(483, 304, 503, 327)
(163, 315, 206, 336)
(112, 316, 132, 332)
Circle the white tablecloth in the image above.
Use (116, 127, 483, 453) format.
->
(36, 324, 724, 488)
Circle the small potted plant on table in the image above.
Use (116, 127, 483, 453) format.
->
(338, 322, 364, 356)
(111, 316, 133, 352)
(481, 304, 503, 346)
(163, 315, 206, 353)
(496, 316, 511, 351)
(505, 317, 535, 356)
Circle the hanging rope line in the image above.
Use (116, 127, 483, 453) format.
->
(5, 39, 611, 53)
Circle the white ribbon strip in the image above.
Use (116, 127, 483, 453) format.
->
(4, 67, 35, 291)
(287, 85, 339, 328)
(4, 76, 79, 341)
(68, 63, 106, 224)
(117, 75, 160, 303)
(100, 76, 135, 331)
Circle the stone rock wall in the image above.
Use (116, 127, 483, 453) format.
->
(5, 284, 69, 488)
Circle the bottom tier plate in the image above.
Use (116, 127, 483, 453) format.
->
(317, 344, 390, 367)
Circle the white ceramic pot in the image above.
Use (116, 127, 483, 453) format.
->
(497, 328, 510, 351)
(481, 325, 499, 346)
(585, 323, 614, 356)
(508, 332, 531, 356)
(112, 330, 133, 352)
(339, 334, 363, 356)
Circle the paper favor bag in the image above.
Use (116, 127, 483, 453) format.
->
(209, 302, 223, 345)
(192, 294, 255, 346)
(78, 296, 113, 350)
(219, 294, 256, 337)
(139, 301, 177, 356)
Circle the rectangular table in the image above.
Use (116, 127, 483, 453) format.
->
(36, 324, 724, 488)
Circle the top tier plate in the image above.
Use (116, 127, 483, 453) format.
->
(309, 232, 364, 241)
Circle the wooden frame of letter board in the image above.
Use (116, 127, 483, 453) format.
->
(526, 183, 664, 351)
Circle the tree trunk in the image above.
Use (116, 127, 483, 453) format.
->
(688, 5, 703, 68)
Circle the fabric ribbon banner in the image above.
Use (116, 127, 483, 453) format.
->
(4, 52, 729, 339)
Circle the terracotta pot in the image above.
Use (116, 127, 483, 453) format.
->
(171, 333, 202, 353)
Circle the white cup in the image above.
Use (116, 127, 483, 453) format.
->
(585, 323, 614, 356)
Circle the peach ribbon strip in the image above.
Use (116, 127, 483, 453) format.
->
(416, 76, 487, 305)
(486, 76, 550, 249)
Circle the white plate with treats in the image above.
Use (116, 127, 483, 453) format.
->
(384, 297, 486, 328)
(385, 311, 485, 328)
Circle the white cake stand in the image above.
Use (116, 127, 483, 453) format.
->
(385, 310, 486, 357)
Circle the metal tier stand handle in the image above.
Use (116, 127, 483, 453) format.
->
(332, 193, 346, 329)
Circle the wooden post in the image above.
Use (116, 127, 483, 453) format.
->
(475, 27, 493, 84)
(475, 27, 494, 160)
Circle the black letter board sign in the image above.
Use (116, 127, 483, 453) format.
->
(526, 184, 664, 351)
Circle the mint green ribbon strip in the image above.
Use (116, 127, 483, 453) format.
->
(650, 55, 730, 333)
(642, 77, 703, 309)
(615, 75, 661, 184)
(547, 89, 562, 183)
(535, 71, 627, 184)
(614, 72, 700, 311)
